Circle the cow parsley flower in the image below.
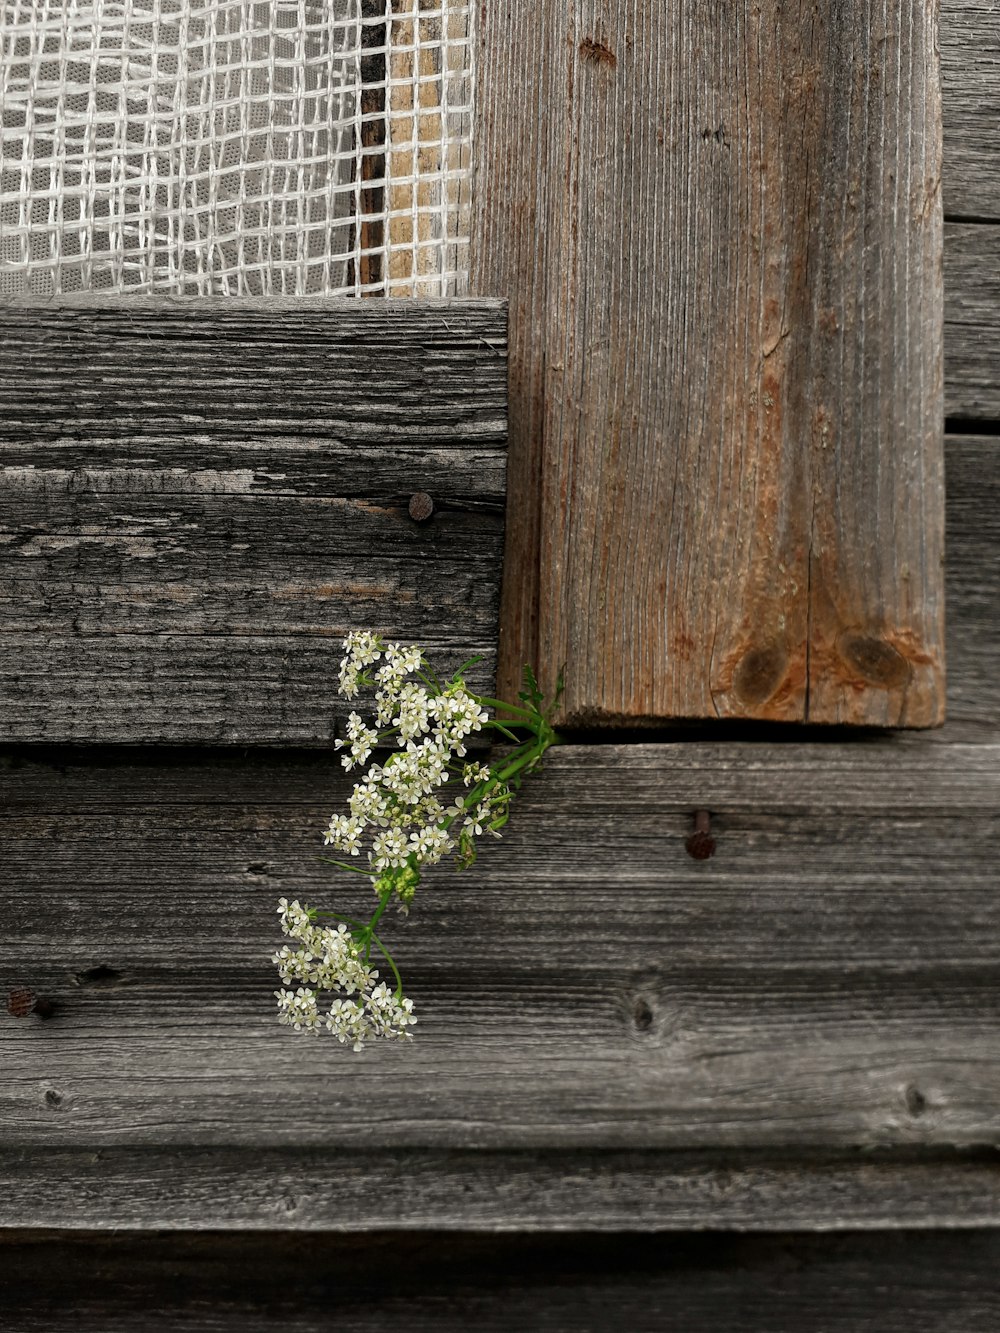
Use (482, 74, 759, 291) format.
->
(275, 986, 321, 1034)
(273, 633, 564, 1051)
(337, 630, 383, 699)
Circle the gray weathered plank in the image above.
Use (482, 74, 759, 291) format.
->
(2, 738, 999, 1152)
(0, 296, 507, 744)
(944, 224, 1000, 419)
(472, 1, 945, 727)
(943, 437, 1000, 723)
(1, 1230, 999, 1331)
(942, 0, 1000, 220)
(0, 1147, 997, 1233)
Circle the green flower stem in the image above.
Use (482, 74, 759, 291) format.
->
(360, 885, 394, 962)
(318, 857, 371, 876)
(371, 931, 405, 999)
(415, 666, 443, 693)
(484, 718, 522, 743)
(495, 739, 550, 783)
(314, 910, 370, 930)
(440, 729, 560, 834)
(450, 653, 485, 679)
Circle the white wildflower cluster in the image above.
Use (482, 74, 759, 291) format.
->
(273, 897, 416, 1051)
(324, 631, 504, 893)
(274, 631, 561, 1052)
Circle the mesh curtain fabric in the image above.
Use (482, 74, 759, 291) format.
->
(0, 0, 473, 298)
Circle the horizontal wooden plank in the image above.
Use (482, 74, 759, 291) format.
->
(0, 297, 507, 744)
(944, 225, 1000, 419)
(1, 1230, 999, 1331)
(942, 0, 1000, 220)
(943, 437, 1000, 723)
(0, 296, 508, 443)
(2, 738, 999, 1156)
(0, 1147, 996, 1233)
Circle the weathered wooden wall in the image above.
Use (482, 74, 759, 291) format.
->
(2, 0, 999, 1326)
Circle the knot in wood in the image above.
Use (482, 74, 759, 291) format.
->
(579, 36, 617, 68)
(838, 633, 911, 689)
(732, 643, 788, 707)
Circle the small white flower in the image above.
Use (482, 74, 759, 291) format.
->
(274, 985, 321, 1034)
(327, 996, 370, 1052)
(348, 779, 389, 827)
(277, 898, 319, 946)
(408, 823, 454, 865)
(338, 665, 361, 700)
(371, 827, 410, 870)
(323, 814, 364, 854)
(343, 630, 383, 667)
(338, 631, 385, 700)
(393, 682, 431, 742)
(366, 983, 417, 1040)
(463, 802, 492, 837)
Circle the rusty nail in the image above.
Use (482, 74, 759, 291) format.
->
(408, 491, 435, 523)
(7, 986, 54, 1019)
(685, 810, 716, 861)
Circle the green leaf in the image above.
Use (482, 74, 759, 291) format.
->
(518, 663, 544, 712)
(551, 663, 567, 710)
(451, 653, 485, 682)
(485, 718, 521, 743)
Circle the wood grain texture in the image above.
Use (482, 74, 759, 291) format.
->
(0, 252, 994, 751)
(943, 437, 1000, 724)
(0, 296, 507, 744)
(1, 1147, 997, 1232)
(2, 737, 999, 1152)
(944, 224, 1000, 418)
(941, 0, 1000, 220)
(1, 1230, 999, 1331)
(472, 1, 945, 728)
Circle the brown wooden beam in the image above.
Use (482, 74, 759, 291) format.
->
(473, 2, 945, 728)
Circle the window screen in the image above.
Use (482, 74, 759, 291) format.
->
(0, 0, 473, 297)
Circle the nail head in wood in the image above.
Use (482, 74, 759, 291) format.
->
(408, 491, 435, 523)
(685, 810, 716, 861)
(6, 987, 54, 1018)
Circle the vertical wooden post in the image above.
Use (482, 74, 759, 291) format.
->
(386, 0, 472, 296)
(472, 1, 944, 727)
